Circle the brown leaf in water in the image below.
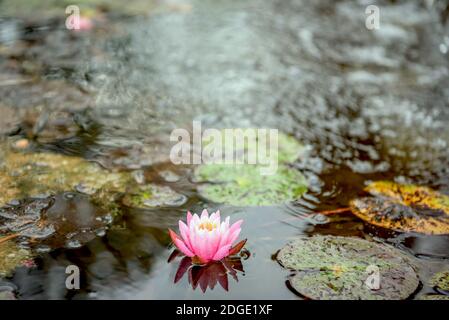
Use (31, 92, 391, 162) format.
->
(350, 181, 449, 235)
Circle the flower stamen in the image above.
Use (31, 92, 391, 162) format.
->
(198, 221, 216, 231)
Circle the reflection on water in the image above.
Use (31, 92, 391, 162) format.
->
(0, 0, 449, 299)
(170, 254, 245, 293)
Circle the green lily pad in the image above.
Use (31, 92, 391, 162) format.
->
(430, 270, 449, 291)
(0, 241, 32, 278)
(276, 133, 305, 163)
(196, 164, 307, 206)
(277, 235, 419, 300)
(350, 181, 449, 235)
(194, 133, 308, 206)
(122, 184, 187, 208)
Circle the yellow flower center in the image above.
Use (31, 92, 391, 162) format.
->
(198, 221, 217, 231)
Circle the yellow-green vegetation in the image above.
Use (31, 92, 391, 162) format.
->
(430, 270, 449, 291)
(350, 181, 449, 235)
(277, 236, 419, 300)
(194, 133, 308, 206)
(196, 164, 307, 206)
(0, 241, 32, 278)
(0, 148, 133, 214)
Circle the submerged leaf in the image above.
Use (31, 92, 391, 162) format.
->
(122, 185, 187, 208)
(277, 235, 419, 300)
(0, 149, 133, 211)
(0, 193, 112, 250)
(350, 181, 449, 235)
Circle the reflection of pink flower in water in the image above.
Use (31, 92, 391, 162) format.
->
(170, 255, 245, 293)
(169, 210, 245, 264)
(22, 259, 36, 268)
(67, 16, 94, 31)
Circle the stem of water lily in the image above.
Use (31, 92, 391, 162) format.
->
(0, 233, 19, 245)
(316, 207, 351, 215)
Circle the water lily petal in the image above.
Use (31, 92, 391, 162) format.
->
(170, 229, 195, 257)
(187, 211, 193, 226)
(229, 220, 243, 235)
(212, 244, 231, 261)
(228, 227, 241, 246)
(174, 237, 195, 257)
(179, 220, 193, 251)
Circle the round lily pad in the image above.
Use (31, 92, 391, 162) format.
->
(194, 133, 307, 206)
(122, 184, 187, 208)
(277, 235, 419, 300)
(350, 181, 449, 235)
(430, 270, 449, 292)
(195, 164, 307, 206)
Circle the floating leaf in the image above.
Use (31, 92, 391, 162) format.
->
(350, 181, 449, 235)
(430, 270, 449, 292)
(195, 164, 307, 206)
(194, 133, 307, 206)
(277, 235, 419, 300)
(276, 133, 305, 163)
(122, 185, 187, 208)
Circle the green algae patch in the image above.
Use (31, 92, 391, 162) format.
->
(277, 235, 419, 300)
(194, 133, 308, 206)
(430, 270, 449, 291)
(350, 181, 449, 235)
(0, 241, 32, 278)
(122, 184, 187, 208)
(0, 149, 133, 213)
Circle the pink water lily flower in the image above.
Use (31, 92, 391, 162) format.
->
(169, 210, 245, 264)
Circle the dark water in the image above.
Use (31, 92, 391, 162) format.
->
(1, 0, 449, 299)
